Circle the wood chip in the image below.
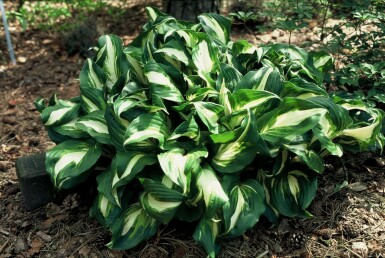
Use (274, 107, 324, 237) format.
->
(36, 231, 52, 242)
(347, 182, 367, 192)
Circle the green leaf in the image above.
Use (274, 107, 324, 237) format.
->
(108, 203, 158, 250)
(123, 112, 170, 150)
(144, 61, 184, 103)
(193, 215, 221, 258)
(140, 177, 185, 224)
(90, 192, 124, 227)
(76, 110, 110, 144)
(193, 164, 228, 218)
(111, 151, 157, 202)
(95, 35, 128, 90)
(193, 101, 224, 134)
(45, 139, 102, 189)
(158, 148, 208, 194)
(283, 144, 324, 173)
(80, 58, 106, 91)
(212, 109, 268, 173)
(80, 86, 106, 113)
(265, 169, 317, 218)
(41, 100, 80, 127)
(192, 39, 219, 76)
(234, 67, 282, 94)
(198, 13, 231, 45)
(222, 178, 265, 238)
(258, 98, 327, 143)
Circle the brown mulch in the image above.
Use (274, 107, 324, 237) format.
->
(1, 1, 385, 257)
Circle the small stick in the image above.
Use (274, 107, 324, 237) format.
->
(0, 238, 10, 253)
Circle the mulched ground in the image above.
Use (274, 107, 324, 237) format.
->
(1, 1, 384, 257)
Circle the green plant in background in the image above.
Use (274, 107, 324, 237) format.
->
(35, 7, 384, 257)
(323, 0, 385, 64)
(7, 0, 106, 31)
(322, 0, 385, 109)
(229, 11, 258, 37)
(275, 19, 308, 44)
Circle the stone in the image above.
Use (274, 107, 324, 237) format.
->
(352, 242, 368, 257)
(13, 237, 28, 254)
(15, 153, 55, 211)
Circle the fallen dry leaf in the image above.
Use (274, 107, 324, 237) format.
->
(78, 245, 91, 257)
(28, 238, 44, 256)
(42, 213, 69, 229)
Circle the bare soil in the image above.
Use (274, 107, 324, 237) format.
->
(1, 1, 384, 257)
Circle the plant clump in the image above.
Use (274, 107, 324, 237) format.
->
(35, 7, 384, 257)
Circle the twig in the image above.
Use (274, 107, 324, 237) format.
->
(0, 228, 10, 236)
(0, 238, 10, 253)
(320, 0, 331, 41)
(256, 250, 269, 258)
(70, 235, 99, 256)
(338, 157, 349, 181)
(341, 245, 363, 258)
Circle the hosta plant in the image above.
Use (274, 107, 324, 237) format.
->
(35, 7, 384, 257)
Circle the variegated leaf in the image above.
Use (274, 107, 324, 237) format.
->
(193, 101, 224, 134)
(192, 39, 219, 82)
(51, 118, 88, 139)
(80, 86, 106, 113)
(45, 139, 102, 189)
(41, 100, 80, 127)
(95, 35, 128, 90)
(158, 148, 208, 194)
(123, 112, 170, 150)
(212, 109, 268, 173)
(124, 46, 146, 84)
(90, 192, 124, 227)
(193, 215, 221, 258)
(108, 203, 158, 250)
(76, 110, 110, 144)
(283, 144, 324, 173)
(198, 13, 231, 45)
(144, 61, 184, 103)
(229, 89, 280, 114)
(234, 67, 281, 94)
(140, 178, 185, 224)
(336, 99, 384, 150)
(80, 58, 106, 91)
(216, 63, 243, 93)
(155, 39, 191, 66)
(168, 113, 200, 141)
(193, 164, 228, 218)
(258, 98, 327, 143)
(280, 78, 328, 99)
(111, 151, 157, 204)
(222, 177, 265, 238)
(265, 169, 317, 218)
